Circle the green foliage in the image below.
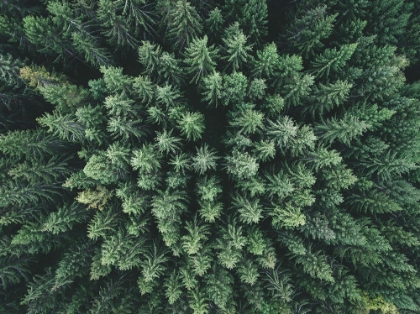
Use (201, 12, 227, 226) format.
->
(165, 0, 203, 50)
(0, 181, 62, 208)
(191, 144, 218, 174)
(37, 112, 85, 142)
(251, 42, 279, 78)
(270, 202, 306, 229)
(155, 129, 182, 154)
(0, 53, 25, 88)
(131, 143, 161, 174)
(100, 66, 134, 94)
(286, 5, 337, 55)
(315, 114, 370, 146)
(0, 255, 32, 290)
(253, 140, 276, 162)
(198, 200, 223, 223)
(206, 8, 224, 35)
(21, 268, 61, 313)
(97, 0, 138, 49)
(152, 189, 188, 247)
(225, 150, 259, 179)
(222, 22, 253, 72)
(101, 229, 145, 270)
(8, 155, 71, 184)
(222, 71, 248, 106)
(177, 111, 205, 141)
(23, 15, 65, 55)
(40, 202, 90, 234)
(202, 71, 223, 107)
(133, 75, 155, 104)
(266, 116, 297, 149)
(306, 80, 353, 116)
(283, 74, 314, 108)
(240, 0, 268, 46)
(1, 125, 45, 157)
(231, 193, 263, 224)
(184, 35, 218, 84)
(164, 271, 183, 304)
(230, 108, 264, 135)
(1, 0, 420, 313)
(71, 32, 113, 67)
(182, 216, 210, 255)
(76, 186, 113, 210)
(310, 44, 358, 78)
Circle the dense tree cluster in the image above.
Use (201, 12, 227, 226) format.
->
(1, 0, 420, 313)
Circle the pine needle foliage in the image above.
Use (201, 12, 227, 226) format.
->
(1, 0, 420, 313)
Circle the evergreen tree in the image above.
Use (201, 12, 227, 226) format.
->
(184, 35, 218, 84)
(205, 7, 224, 38)
(202, 71, 223, 107)
(97, 0, 138, 49)
(191, 144, 218, 174)
(285, 5, 337, 55)
(177, 111, 205, 141)
(221, 71, 248, 106)
(239, 0, 268, 46)
(221, 23, 253, 72)
(315, 114, 370, 146)
(251, 42, 280, 78)
(310, 43, 358, 79)
(165, 0, 203, 50)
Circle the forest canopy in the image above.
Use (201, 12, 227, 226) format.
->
(1, 0, 420, 313)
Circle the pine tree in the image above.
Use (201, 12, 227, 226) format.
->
(230, 108, 264, 135)
(8, 155, 72, 184)
(310, 44, 358, 78)
(225, 150, 259, 179)
(222, 22, 253, 72)
(221, 71, 248, 106)
(286, 5, 338, 55)
(155, 129, 182, 154)
(265, 116, 298, 150)
(23, 15, 66, 55)
(100, 66, 134, 94)
(0, 130, 66, 158)
(0, 54, 25, 88)
(305, 80, 353, 117)
(315, 114, 370, 146)
(253, 140, 276, 162)
(182, 216, 210, 255)
(164, 270, 183, 304)
(191, 144, 218, 174)
(248, 78, 266, 101)
(283, 74, 314, 108)
(202, 71, 223, 107)
(97, 0, 138, 49)
(184, 35, 218, 84)
(231, 193, 263, 224)
(119, 0, 157, 37)
(165, 0, 203, 50)
(131, 143, 162, 174)
(133, 74, 155, 105)
(205, 7, 224, 37)
(239, 0, 268, 46)
(158, 52, 184, 86)
(177, 111, 205, 141)
(37, 112, 85, 142)
(71, 32, 113, 67)
(251, 42, 280, 78)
